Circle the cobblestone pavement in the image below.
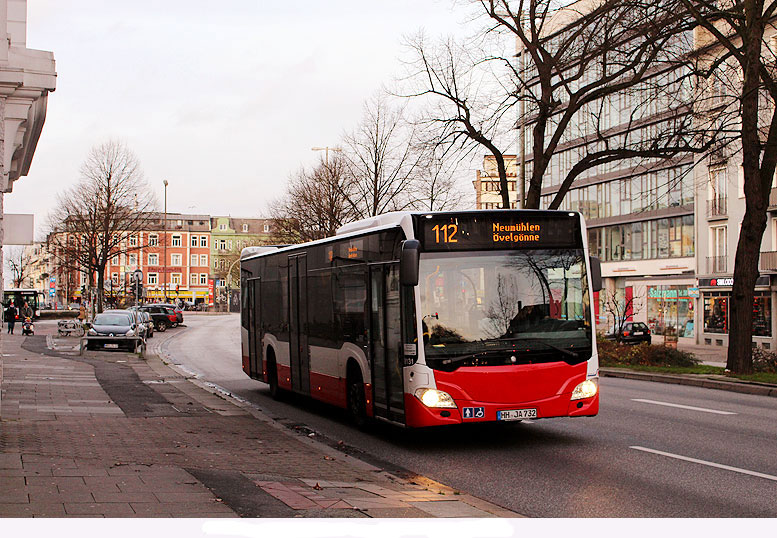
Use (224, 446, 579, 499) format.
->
(0, 323, 517, 518)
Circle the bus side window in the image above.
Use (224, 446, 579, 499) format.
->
(335, 269, 366, 343)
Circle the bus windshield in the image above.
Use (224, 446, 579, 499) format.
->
(419, 249, 592, 366)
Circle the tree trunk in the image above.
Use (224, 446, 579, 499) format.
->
(495, 155, 510, 208)
(727, 204, 766, 374)
(727, 10, 768, 375)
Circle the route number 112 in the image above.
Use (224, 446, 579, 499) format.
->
(432, 224, 458, 244)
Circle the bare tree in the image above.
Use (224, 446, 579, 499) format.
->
(342, 95, 426, 218)
(402, 33, 516, 208)
(270, 154, 354, 244)
(46, 141, 157, 313)
(676, 0, 777, 374)
(402, 1, 721, 209)
(6, 246, 33, 288)
(413, 144, 466, 210)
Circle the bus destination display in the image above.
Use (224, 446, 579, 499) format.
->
(420, 213, 581, 251)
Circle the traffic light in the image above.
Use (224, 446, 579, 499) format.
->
(81, 284, 86, 296)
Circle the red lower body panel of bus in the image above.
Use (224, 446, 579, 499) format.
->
(405, 362, 598, 428)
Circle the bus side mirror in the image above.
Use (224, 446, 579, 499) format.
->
(589, 256, 602, 292)
(400, 240, 420, 287)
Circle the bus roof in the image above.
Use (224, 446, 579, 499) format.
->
(3, 288, 39, 292)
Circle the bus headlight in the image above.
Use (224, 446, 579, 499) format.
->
(571, 378, 598, 400)
(414, 388, 457, 408)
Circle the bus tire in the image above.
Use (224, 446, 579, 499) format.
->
(347, 363, 368, 429)
(267, 351, 282, 400)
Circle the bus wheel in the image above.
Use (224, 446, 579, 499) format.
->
(267, 355, 282, 400)
(347, 367, 367, 429)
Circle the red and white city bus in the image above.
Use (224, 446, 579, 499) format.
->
(240, 210, 602, 427)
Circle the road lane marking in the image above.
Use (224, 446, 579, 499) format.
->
(630, 446, 777, 482)
(631, 398, 737, 415)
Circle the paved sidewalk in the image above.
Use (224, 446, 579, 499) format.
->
(0, 326, 517, 518)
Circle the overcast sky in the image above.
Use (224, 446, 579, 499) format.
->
(5, 0, 481, 237)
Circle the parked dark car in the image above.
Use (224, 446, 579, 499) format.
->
(102, 309, 147, 340)
(606, 322, 652, 345)
(86, 311, 143, 351)
(128, 307, 154, 338)
(156, 303, 183, 326)
(139, 305, 178, 332)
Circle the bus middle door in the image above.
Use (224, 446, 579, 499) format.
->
(370, 264, 405, 424)
(288, 254, 310, 395)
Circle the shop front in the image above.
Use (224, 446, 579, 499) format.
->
(646, 285, 695, 340)
(698, 276, 774, 349)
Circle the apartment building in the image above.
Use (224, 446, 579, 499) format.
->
(210, 217, 275, 289)
(104, 213, 212, 304)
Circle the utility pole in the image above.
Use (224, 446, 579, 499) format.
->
(163, 179, 168, 302)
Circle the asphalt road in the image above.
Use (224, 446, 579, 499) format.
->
(150, 314, 777, 517)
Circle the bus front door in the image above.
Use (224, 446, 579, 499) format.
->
(289, 254, 310, 395)
(370, 264, 405, 424)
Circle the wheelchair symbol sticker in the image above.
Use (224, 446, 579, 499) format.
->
(462, 407, 485, 419)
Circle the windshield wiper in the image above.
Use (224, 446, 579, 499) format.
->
(426, 348, 519, 367)
(505, 337, 581, 359)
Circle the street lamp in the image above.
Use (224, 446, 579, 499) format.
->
(311, 146, 342, 165)
(163, 179, 168, 302)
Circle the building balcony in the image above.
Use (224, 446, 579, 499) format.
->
(706, 197, 727, 219)
(707, 256, 727, 273)
(760, 251, 777, 272)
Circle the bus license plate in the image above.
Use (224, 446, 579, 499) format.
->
(105, 343, 119, 349)
(497, 408, 537, 421)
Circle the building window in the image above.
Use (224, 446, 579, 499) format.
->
(263, 224, 270, 232)
(128, 235, 138, 247)
(172, 234, 182, 247)
(129, 254, 137, 267)
(242, 224, 249, 232)
(171, 273, 182, 285)
(228, 240, 233, 250)
(148, 273, 158, 286)
(191, 235, 198, 247)
(703, 292, 728, 334)
(200, 236, 207, 247)
(190, 273, 197, 285)
(148, 253, 159, 265)
(218, 239, 227, 250)
(200, 254, 208, 266)
(111, 273, 118, 285)
(219, 223, 227, 231)
(200, 273, 208, 285)
(191, 254, 198, 267)
(171, 254, 182, 266)
(149, 234, 158, 246)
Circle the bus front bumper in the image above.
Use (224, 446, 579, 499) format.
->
(403, 391, 599, 428)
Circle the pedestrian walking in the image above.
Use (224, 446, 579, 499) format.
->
(5, 302, 17, 334)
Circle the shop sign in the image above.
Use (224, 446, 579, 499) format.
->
(688, 287, 699, 298)
(699, 276, 770, 288)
